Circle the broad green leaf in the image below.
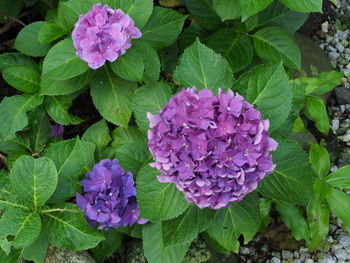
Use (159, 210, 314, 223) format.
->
(0, 94, 43, 140)
(279, 0, 322, 13)
(132, 41, 160, 83)
(0, 135, 31, 157)
(239, 0, 273, 20)
(58, 0, 95, 30)
(309, 143, 330, 179)
(137, 165, 190, 222)
(21, 232, 49, 263)
(38, 22, 66, 44)
(10, 156, 58, 208)
(0, 0, 23, 19)
(14, 22, 50, 57)
(110, 48, 144, 82)
(0, 238, 11, 255)
(178, 24, 209, 54)
(0, 208, 41, 248)
(132, 82, 172, 131)
(302, 71, 343, 95)
(44, 95, 83, 125)
(42, 38, 89, 80)
(234, 63, 292, 131)
(2, 66, 40, 93)
(304, 95, 329, 135)
(90, 67, 136, 127)
(41, 70, 95, 96)
(174, 39, 234, 93)
(259, 198, 273, 232)
(276, 201, 310, 242)
(253, 26, 301, 69)
(206, 28, 254, 73)
(43, 138, 95, 202)
(91, 230, 123, 262)
(326, 165, 350, 188)
(0, 248, 20, 263)
(326, 189, 350, 233)
(141, 7, 187, 49)
(258, 140, 315, 205)
(43, 203, 104, 250)
(212, 0, 240, 21)
(0, 53, 37, 72)
(162, 206, 215, 248)
(143, 222, 191, 263)
(160, 41, 178, 73)
(206, 193, 261, 251)
(313, 178, 333, 201)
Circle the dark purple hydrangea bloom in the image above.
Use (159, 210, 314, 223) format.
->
(50, 124, 64, 138)
(76, 159, 146, 229)
(148, 88, 278, 210)
(72, 3, 141, 69)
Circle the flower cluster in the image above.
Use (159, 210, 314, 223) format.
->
(72, 3, 141, 69)
(148, 88, 278, 210)
(76, 159, 146, 229)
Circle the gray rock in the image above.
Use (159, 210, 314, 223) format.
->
(318, 259, 336, 263)
(282, 250, 293, 259)
(271, 251, 281, 258)
(332, 119, 340, 131)
(335, 249, 347, 260)
(329, 51, 341, 59)
(293, 260, 301, 263)
(293, 251, 299, 258)
(338, 235, 350, 247)
(240, 246, 250, 255)
(271, 257, 281, 263)
(300, 253, 311, 261)
(44, 247, 95, 263)
(336, 86, 350, 105)
(336, 42, 345, 52)
(299, 247, 309, 254)
(304, 259, 314, 263)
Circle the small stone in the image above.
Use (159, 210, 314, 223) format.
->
(329, 51, 340, 59)
(304, 259, 314, 263)
(329, 224, 338, 234)
(337, 30, 348, 40)
(334, 249, 347, 260)
(336, 86, 350, 105)
(336, 42, 345, 52)
(321, 21, 329, 33)
(325, 236, 334, 243)
(338, 235, 350, 247)
(299, 247, 309, 254)
(345, 48, 350, 54)
(332, 38, 339, 45)
(261, 244, 269, 253)
(328, 45, 337, 52)
(271, 251, 281, 258)
(332, 244, 343, 251)
(293, 251, 299, 258)
(240, 246, 250, 255)
(332, 119, 340, 131)
(271, 257, 281, 263)
(282, 250, 293, 259)
(293, 260, 301, 263)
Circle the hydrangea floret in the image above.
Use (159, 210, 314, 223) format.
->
(50, 124, 64, 138)
(76, 159, 146, 229)
(147, 88, 278, 210)
(72, 3, 142, 69)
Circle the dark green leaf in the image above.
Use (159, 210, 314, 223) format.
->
(212, 0, 240, 21)
(309, 143, 330, 179)
(279, 0, 322, 13)
(91, 230, 123, 262)
(304, 95, 329, 135)
(2, 66, 40, 93)
(239, 0, 273, 20)
(38, 22, 66, 44)
(0, 53, 37, 72)
(326, 189, 350, 233)
(21, 232, 49, 263)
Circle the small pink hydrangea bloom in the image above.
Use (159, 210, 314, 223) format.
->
(72, 3, 142, 69)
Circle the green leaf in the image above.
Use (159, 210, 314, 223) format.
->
(253, 26, 301, 69)
(276, 201, 310, 242)
(137, 165, 190, 222)
(206, 28, 254, 73)
(313, 178, 333, 201)
(309, 143, 330, 179)
(21, 232, 49, 263)
(178, 24, 209, 54)
(0, 208, 41, 248)
(326, 189, 350, 233)
(141, 7, 187, 49)
(234, 63, 292, 131)
(91, 230, 123, 262)
(162, 206, 215, 248)
(43, 202, 104, 250)
(174, 39, 234, 93)
(10, 156, 58, 208)
(206, 193, 261, 251)
(44, 95, 83, 125)
(2, 66, 40, 93)
(0, 53, 37, 72)
(132, 41, 160, 83)
(43, 138, 95, 203)
(212, 0, 240, 21)
(110, 48, 144, 82)
(239, 0, 273, 20)
(303, 71, 343, 95)
(304, 95, 329, 135)
(38, 22, 66, 44)
(58, 0, 95, 30)
(279, 0, 322, 13)
(143, 222, 191, 263)
(132, 82, 173, 131)
(90, 67, 136, 127)
(258, 140, 315, 205)
(0, 94, 43, 140)
(14, 22, 50, 57)
(326, 165, 350, 188)
(42, 38, 89, 80)
(0, 248, 20, 263)
(111, 127, 150, 174)
(41, 70, 95, 96)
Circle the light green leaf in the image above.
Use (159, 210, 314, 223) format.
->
(326, 189, 350, 233)
(90, 67, 136, 127)
(0, 94, 43, 140)
(174, 39, 234, 93)
(304, 95, 329, 135)
(141, 7, 187, 49)
(0, 53, 37, 72)
(44, 95, 83, 125)
(132, 82, 172, 131)
(253, 26, 301, 69)
(58, 0, 95, 30)
(38, 22, 66, 44)
(212, 0, 240, 21)
(235, 63, 292, 131)
(91, 230, 123, 263)
(43, 202, 104, 250)
(14, 22, 50, 57)
(2, 66, 40, 93)
(258, 140, 315, 205)
(279, 0, 322, 13)
(239, 0, 273, 20)
(0, 248, 20, 263)
(326, 165, 350, 188)
(206, 193, 260, 251)
(206, 28, 254, 73)
(10, 156, 58, 208)
(21, 232, 49, 263)
(309, 143, 330, 179)
(137, 165, 190, 222)
(303, 71, 343, 95)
